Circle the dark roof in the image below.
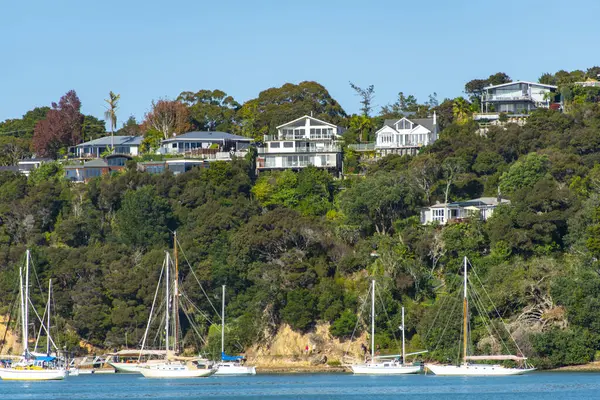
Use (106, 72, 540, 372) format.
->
(383, 117, 435, 132)
(75, 136, 143, 147)
(83, 159, 108, 167)
(0, 166, 19, 173)
(162, 131, 253, 142)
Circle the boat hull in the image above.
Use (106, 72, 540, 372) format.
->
(140, 364, 216, 378)
(426, 364, 535, 376)
(0, 368, 66, 381)
(351, 363, 422, 375)
(214, 363, 256, 375)
(108, 362, 144, 373)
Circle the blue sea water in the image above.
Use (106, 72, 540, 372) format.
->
(2, 372, 600, 400)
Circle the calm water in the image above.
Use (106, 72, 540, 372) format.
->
(3, 372, 600, 399)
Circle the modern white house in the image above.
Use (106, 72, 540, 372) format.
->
(256, 115, 344, 174)
(475, 81, 560, 123)
(420, 197, 510, 225)
(374, 114, 438, 157)
(73, 136, 143, 158)
(160, 131, 253, 158)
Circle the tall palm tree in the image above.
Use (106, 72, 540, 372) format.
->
(350, 115, 375, 143)
(452, 97, 471, 125)
(104, 91, 120, 151)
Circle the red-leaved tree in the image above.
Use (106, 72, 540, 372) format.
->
(33, 90, 84, 158)
(142, 99, 190, 139)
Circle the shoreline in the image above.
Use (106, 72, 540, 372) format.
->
(550, 361, 600, 372)
(253, 365, 349, 374)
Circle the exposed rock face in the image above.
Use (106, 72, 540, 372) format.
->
(246, 322, 367, 370)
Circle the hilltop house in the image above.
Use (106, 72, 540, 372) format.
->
(160, 131, 253, 159)
(256, 115, 344, 174)
(73, 136, 143, 158)
(420, 197, 510, 225)
(374, 114, 438, 157)
(475, 81, 560, 124)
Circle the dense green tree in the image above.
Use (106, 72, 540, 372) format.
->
(178, 89, 240, 131)
(235, 81, 347, 140)
(115, 185, 175, 248)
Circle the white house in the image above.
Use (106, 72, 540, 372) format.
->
(73, 136, 143, 158)
(256, 115, 344, 174)
(477, 81, 559, 118)
(374, 114, 438, 157)
(420, 197, 510, 225)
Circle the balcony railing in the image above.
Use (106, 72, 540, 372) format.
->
(483, 94, 532, 102)
(257, 145, 340, 154)
(263, 134, 334, 141)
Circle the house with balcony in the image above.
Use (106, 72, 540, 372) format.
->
(160, 131, 253, 160)
(256, 115, 344, 175)
(73, 135, 143, 158)
(420, 197, 510, 225)
(374, 114, 438, 157)
(474, 81, 560, 124)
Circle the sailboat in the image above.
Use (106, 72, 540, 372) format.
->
(139, 243, 216, 378)
(426, 257, 535, 376)
(214, 285, 256, 376)
(351, 280, 424, 375)
(0, 250, 67, 381)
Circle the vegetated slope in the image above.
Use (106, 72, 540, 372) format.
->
(1, 104, 600, 369)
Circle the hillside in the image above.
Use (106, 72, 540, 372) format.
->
(2, 74, 600, 369)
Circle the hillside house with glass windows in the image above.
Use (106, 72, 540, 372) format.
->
(256, 115, 344, 175)
(73, 136, 143, 158)
(374, 114, 438, 157)
(160, 131, 252, 160)
(474, 81, 560, 124)
(420, 197, 510, 225)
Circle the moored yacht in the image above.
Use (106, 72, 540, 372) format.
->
(425, 257, 535, 376)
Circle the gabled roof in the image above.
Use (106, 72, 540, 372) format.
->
(483, 80, 558, 90)
(382, 117, 435, 133)
(162, 131, 253, 142)
(276, 115, 338, 130)
(76, 136, 143, 147)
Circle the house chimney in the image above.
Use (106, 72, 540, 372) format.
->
(433, 111, 437, 126)
(497, 186, 502, 204)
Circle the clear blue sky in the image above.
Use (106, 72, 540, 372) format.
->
(2, 0, 599, 126)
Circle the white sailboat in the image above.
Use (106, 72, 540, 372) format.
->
(214, 285, 256, 376)
(0, 250, 66, 381)
(426, 256, 535, 376)
(139, 247, 216, 378)
(351, 280, 424, 375)
(107, 349, 167, 373)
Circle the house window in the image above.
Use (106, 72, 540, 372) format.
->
(432, 209, 445, 222)
(270, 142, 280, 148)
(283, 142, 293, 148)
(172, 143, 177, 148)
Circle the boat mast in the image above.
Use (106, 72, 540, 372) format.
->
(47, 279, 52, 355)
(19, 251, 27, 355)
(24, 249, 30, 356)
(401, 306, 405, 365)
(462, 256, 468, 365)
(371, 279, 375, 364)
(221, 285, 225, 360)
(165, 251, 170, 360)
(173, 231, 179, 354)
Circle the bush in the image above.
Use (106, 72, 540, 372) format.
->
(330, 310, 358, 339)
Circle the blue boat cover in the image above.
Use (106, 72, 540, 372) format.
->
(35, 356, 56, 362)
(221, 352, 244, 361)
